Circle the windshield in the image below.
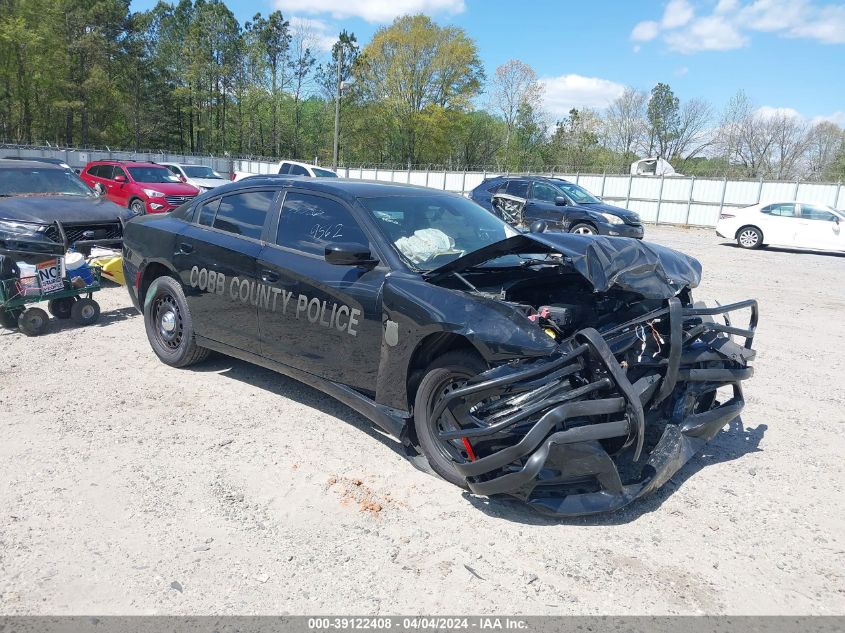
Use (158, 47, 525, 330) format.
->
(360, 194, 518, 271)
(127, 167, 181, 184)
(0, 166, 95, 197)
(550, 180, 600, 204)
(312, 168, 338, 178)
(183, 165, 223, 179)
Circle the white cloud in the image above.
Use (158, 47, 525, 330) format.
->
(664, 15, 749, 52)
(675, 66, 689, 76)
(273, 0, 466, 23)
(756, 105, 803, 120)
(631, 0, 845, 53)
(289, 16, 337, 52)
(631, 20, 660, 41)
(662, 0, 694, 28)
(539, 74, 626, 117)
(811, 111, 845, 127)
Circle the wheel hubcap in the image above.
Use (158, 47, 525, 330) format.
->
(740, 230, 758, 246)
(81, 305, 95, 319)
(574, 226, 594, 235)
(154, 295, 183, 349)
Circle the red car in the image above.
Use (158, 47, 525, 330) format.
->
(80, 160, 200, 215)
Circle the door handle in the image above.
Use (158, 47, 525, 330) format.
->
(260, 269, 279, 283)
(178, 242, 193, 254)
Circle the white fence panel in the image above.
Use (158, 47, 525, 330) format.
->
(797, 182, 839, 206)
(760, 181, 797, 202)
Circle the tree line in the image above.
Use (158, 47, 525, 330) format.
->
(1, 0, 843, 181)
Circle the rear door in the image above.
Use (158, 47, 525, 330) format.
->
(174, 188, 278, 355)
(759, 203, 799, 246)
(256, 190, 385, 393)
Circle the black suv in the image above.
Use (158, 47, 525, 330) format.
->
(471, 176, 644, 238)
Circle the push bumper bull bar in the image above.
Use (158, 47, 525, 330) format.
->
(433, 298, 758, 516)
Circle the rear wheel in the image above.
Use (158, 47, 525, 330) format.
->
(570, 223, 597, 235)
(71, 298, 100, 326)
(413, 350, 487, 488)
(18, 307, 49, 336)
(143, 275, 209, 367)
(736, 226, 763, 249)
(48, 297, 76, 319)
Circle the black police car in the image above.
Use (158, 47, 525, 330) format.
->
(470, 176, 644, 238)
(122, 177, 757, 516)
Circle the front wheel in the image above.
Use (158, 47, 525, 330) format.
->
(413, 350, 487, 488)
(143, 276, 209, 367)
(737, 226, 763, 249)
(48, 297, 76, 319)
(130, 198, 146, 215)
(71, 298, 100, 325)
(570, 223, 597, 235)
(18, 307, 49, 336)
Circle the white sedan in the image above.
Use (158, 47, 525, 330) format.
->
(716, 201, 844, 252)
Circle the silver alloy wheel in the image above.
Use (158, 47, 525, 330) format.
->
(573, 225, 596, 235)
(739, 229, 759, 248)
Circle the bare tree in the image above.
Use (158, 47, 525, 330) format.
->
(288, 19, 317, 158)
(488, 60, 543, 165)
(603, 87, 647, 167)
(668, 98, 713, 162)
(805, 121, 844, 181)
(767, 113, 809, 179)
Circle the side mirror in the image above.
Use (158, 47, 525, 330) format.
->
(554, 196, 567, 206)
(529, 220, 547, 234)
(325, 243, 378, 267)
(114, 175, 126, 183)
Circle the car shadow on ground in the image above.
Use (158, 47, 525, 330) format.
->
(0, 305, 139, 337)
(190, 354, 410, 460)
(461, 417, 768, 526)
(719, 241, 844, 258)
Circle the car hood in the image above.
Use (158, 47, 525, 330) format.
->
(578, 201, 641, 223)
(428, 232, 701, 300)
(136, 182, 199, 195)
(0, 195, 133, 223)
(189, 178, 227, 189)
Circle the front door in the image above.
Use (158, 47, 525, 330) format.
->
(109, 165, 131, 207)
(256, 190, 385, 393)
(525, 180, 567, 228)
(174, 189, 278, 355)
(795, 204, 843, 250)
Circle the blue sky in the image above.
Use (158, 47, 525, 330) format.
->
(131, 0, 845, 125)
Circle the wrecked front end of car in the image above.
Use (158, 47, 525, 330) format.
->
(426, 234, 758, 516)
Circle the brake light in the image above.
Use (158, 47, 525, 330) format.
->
(719, 213, 735, 219)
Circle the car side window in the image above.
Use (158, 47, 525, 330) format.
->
(505, 179, 529, 198)
(277, 192, 368, 256)
(212, 191, 275, 239)
(763, 203, 795, 217)
(532, 181, 559, 202)
(113, 166, 127, 181)
(486, 180, 505, 193)
(800, 205, 837, 221)
(289, 164, 310, 176)
(197, 198, 220, 227)
(99, 165, 115, 180)
(278, 162, 292, 175)
(166, 165, 181, 176)
(87, 165, 102, 177)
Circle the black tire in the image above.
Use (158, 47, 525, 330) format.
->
(130, 198, 146, 215)
(413, 350, 487, 488)
(71, 298, 100, 325)
(570, 222, 597, 235)
(736, 226, 763, 249)
(18, 307, 49, 336)
(143, 275, 210, 367)
(48, 296, 76, 319)
(1, 309, 22, 329)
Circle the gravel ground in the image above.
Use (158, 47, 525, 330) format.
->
(1, 225, 844, 615)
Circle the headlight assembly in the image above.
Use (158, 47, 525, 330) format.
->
(143, 189, 165, 198)
(598, 212, 624, 225)
(0, 219, 47, 235)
